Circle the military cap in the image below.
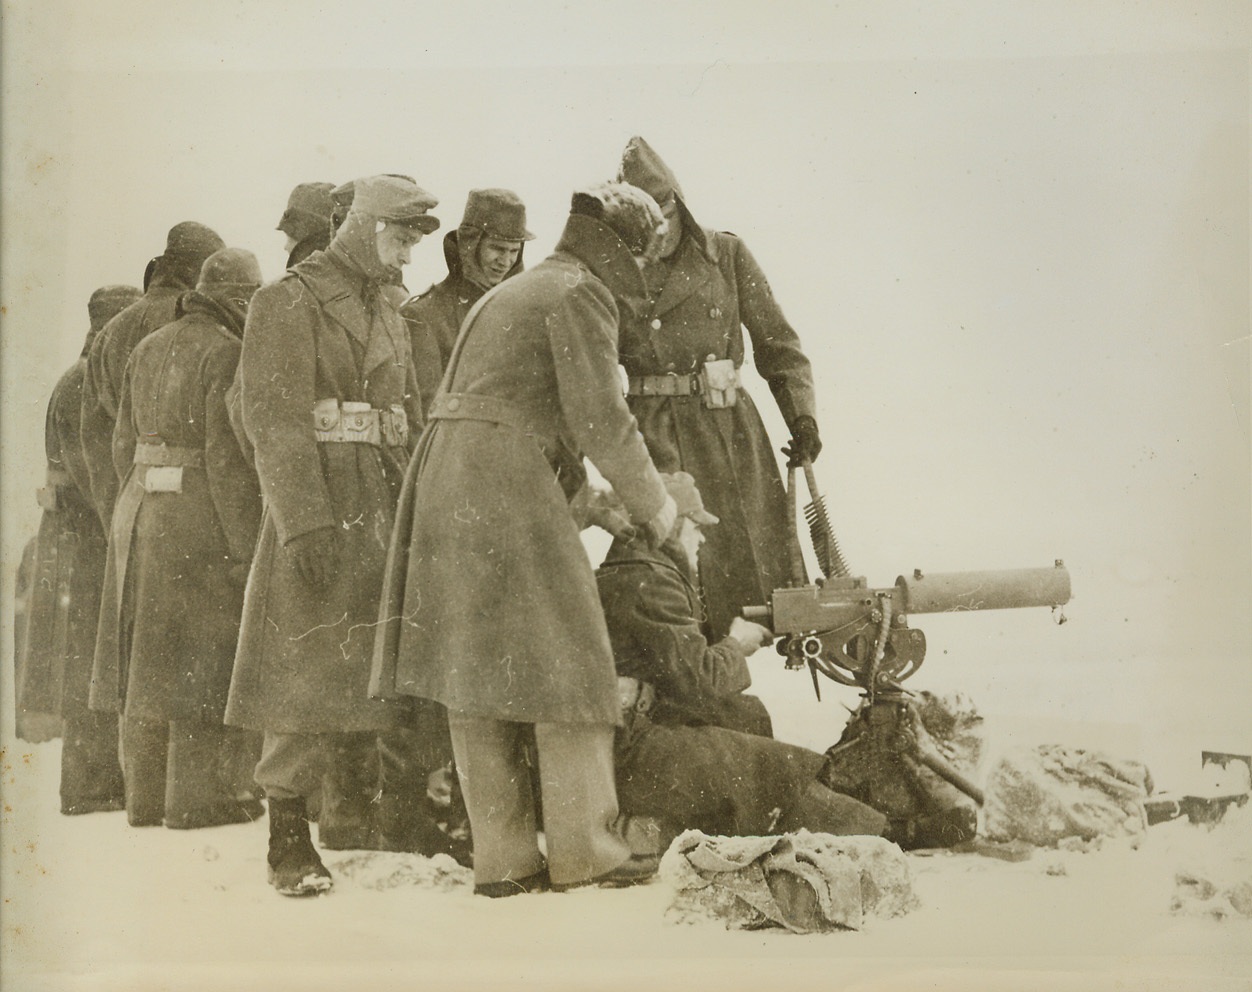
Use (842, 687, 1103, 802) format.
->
(618, 136, 684, 205)
(459, 188, 534, 242)
(197, 247, 263, 290)
(570, 181, 664, 257)
(87, 284, 142, 331)
(661, 471, 718, 526)
(164, 221, 225, 258)
(276, 182, 335, 241)
(350, 174, 440, 234)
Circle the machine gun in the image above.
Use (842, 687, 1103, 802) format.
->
(743, 463, 1072, 846)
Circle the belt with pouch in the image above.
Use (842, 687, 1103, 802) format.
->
(35, 467, 73, 511)
(617, 676, 656, 725)
(625, 358, 740, 409)
(133, 443, 203, 493)
(313, 399, 410, 448)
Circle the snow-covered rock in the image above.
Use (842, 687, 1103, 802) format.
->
(982, 744, 1151, 848)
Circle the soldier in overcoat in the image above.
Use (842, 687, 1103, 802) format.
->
(80, 222, 224, 529)
(227, 175, 436, 896)
(19, 286, 140, 810)
(400, 188, 532, 414)
(615, 137, 823, 640)
(372, 183, 679, 896)
(597, 473, 887, 852)
(91, 251, 264, 829)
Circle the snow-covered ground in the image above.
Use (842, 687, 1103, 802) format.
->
(4, 654, 1250, 992)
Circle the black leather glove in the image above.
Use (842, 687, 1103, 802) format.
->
(782, 415, 822, 468)
(287, 526, 341, 589)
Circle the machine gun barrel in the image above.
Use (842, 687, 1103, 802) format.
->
(895, 565, 1071, 615)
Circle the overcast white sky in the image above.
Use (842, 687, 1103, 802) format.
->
(2, 2, 1249, 768)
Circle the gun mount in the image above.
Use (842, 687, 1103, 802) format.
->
(744, 562, 1071, 700)
(744, 561, 1072, 841)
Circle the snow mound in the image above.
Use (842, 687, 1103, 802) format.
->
(982, 744, 1150, 848)
(1168, 801, 1252, 920)
(327, 850, 473, 891)
(659, 829, 917, 933)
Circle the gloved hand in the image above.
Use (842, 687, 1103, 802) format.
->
(727, 616, 774, 654)
(645, 492, 679, 547)
(569, 484, 636, 540)
(228, 562, 251, 587)
(782, 415, 822, 468)
(287, 526, 341, 589)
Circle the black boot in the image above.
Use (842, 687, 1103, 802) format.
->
(267, 797, 333, 897)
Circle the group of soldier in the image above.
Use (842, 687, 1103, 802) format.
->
(16, 136, 937, 901)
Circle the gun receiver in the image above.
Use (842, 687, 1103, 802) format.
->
(744, 562, 1071, 696)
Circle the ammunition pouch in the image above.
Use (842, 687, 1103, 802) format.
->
(617, 676, 656, 726)
(697, 358, 739, 409)
(133, 444, 204, 494)
(312, 399, 410, 448)
(626, 359, 740, 410)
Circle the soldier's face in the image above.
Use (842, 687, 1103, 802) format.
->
(676, 517, 705, 571)
(477, 237, 522, 287)
(376, 223, 424, 269)
(657, 196, 683, 259)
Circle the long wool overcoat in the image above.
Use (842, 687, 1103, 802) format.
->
(371, 213, 667, 726)
(595, 537, 825, 836)
(225, 240, 420, 733)
(620, 220, 817, 639)
(91, 293, 261, 724)
(80, 278, 185, 529)
(19, 356, 107, 720)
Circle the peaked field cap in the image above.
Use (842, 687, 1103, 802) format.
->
(165, 221, 225, 257)
(87, 284, 142, 326)
(661, 471, 718, 526)
(460, 188, 535, 241)
(277, 181, 335, 235)
(618, 135, 683, 204)
(350, 174, 440, 234)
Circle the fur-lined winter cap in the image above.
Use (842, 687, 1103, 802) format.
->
(661, 471, 719, 526)
(164, 221, 225, 258)
(87, 285, 142, 331)
(197, 247, 262, 290)
(277, 182, 335, 240)
(570, 182, 664, 257)
(617, 136, 683, 205)
(460, 188, 534, 242)
(350, 174, 440, 234)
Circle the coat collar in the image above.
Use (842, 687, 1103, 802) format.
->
(552, 213, 649, 317)
(600, 534, 701, 601)
(293, 254, 408, 379)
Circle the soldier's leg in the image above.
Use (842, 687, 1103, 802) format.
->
(531, 721, 632, 888)
(375, 706, 470, 862)
(318, 731, 380, 850)
(775, 781, 887, 836)
(59, 708, 125, 815)
(448, 714, 545, 892)
(254, 731, 332, 896)
(119, 713, 168, 826)
(164, 720, 264, 829)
